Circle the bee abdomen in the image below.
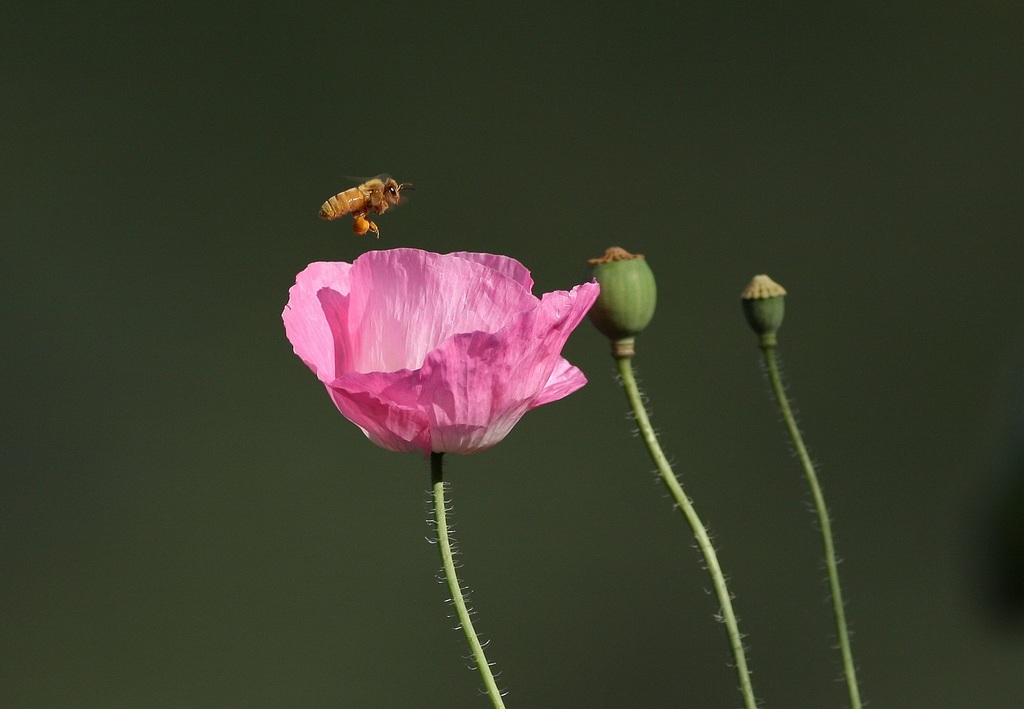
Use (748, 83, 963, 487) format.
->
(319, 188, 364, 220)
(319, 194, 344, 220)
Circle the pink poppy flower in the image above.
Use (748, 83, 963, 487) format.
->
(283, 248, 600, 456)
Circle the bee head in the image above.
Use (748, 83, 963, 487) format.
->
(385, 179, 413, 206)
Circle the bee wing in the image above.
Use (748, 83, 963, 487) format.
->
(340, 173, 391, 183)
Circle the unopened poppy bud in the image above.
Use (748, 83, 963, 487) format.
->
(587, 247, 657, 348)
(741, 274, 787, 344)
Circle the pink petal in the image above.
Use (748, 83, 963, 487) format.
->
(345, 249, 538, 374)
(449, 251, 535, 292)
(282, 261, 354, 383)
(326, 279, 600, 455)
(530, 358, 588, 408)
(284, 249, 600, 455)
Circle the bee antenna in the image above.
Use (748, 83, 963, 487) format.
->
(398, 183, 415, 191)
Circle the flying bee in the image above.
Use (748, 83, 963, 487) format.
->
(318, 177, 413, 238)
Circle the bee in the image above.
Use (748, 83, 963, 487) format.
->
(318, 177, 413, 238)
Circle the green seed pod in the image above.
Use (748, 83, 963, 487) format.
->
(587, 247, 657, 346)
(740, 274, 786, 344)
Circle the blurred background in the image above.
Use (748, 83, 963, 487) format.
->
(2, 3, 1021, 707)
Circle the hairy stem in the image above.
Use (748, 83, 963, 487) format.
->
(616, 355, 757, 709)
(430, 452, 506, 709)
(761, 343, 862, 709)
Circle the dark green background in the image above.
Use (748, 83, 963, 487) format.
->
(3, 3, 1021, 707)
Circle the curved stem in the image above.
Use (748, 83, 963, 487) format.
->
(615, 355, 757, 709)
(761, 342, 862, 709)
(430, 452, 506, 709)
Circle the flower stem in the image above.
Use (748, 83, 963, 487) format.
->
(614, 353, 757, 709)
(430, 452, 506, 709)
(760, 340, 862, 709)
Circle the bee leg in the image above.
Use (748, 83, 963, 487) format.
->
(367, 219, 381, 238)
(352, 214, 371, 236)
